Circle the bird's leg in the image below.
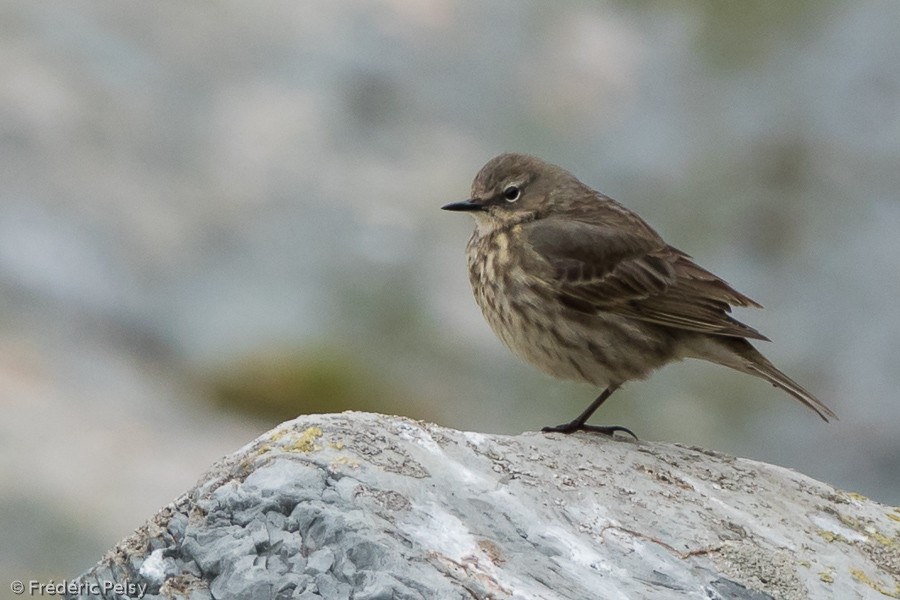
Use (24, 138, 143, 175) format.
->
(541, 385, 637, 439)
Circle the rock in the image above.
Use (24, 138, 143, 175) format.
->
(65, 412, 899, 599)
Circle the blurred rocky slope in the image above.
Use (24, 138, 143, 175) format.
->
(2, 0, 900, 591)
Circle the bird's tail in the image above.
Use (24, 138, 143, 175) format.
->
(687, 337, 837, 422)
(744, 356, 837, 422)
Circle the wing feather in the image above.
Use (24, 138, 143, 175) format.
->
(524, 217, 768, 340)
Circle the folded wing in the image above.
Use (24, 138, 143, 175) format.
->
(524, 217, 768, 341)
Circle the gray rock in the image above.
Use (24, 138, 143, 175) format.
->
(304, 548, 335, 575)
(65, 412, 899, 599)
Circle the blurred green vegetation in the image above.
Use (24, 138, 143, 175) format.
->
(621, 0, 836, 70)
(206, 344, 418, 423)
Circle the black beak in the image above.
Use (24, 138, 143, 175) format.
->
(441, 199, 483, 212)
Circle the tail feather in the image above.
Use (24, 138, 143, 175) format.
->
(745, 361, 837, 422)
(688, 336, 837, 422)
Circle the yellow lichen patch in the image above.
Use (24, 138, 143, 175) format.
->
(838, 513, 861, 530)
(817, 529, 846, 544)
(870, 529, 897, 548)
(284, 426, 323, 453)
(329, 441, 345, 450)
(887, 509, 900, 524)
(841, 491, 870, 503)
(818, 570, 834, 584)
(850, 568, 900, 598)
(837, 513, 898, 548)
(268, 427, 290, 443)
(330, 455, 359, 470)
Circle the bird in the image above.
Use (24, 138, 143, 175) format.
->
(441, 153, 836, 436)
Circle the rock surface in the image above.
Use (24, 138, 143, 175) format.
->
(68, 412, 899, 599)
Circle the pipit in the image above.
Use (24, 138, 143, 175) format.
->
(442, 153, 835, 437)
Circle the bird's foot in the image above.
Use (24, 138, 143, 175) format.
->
(541, 422, 638, 440)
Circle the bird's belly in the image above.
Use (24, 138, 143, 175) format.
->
(469, 260, 670, 387)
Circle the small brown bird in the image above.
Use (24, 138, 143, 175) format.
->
(442, 153, 836, 436)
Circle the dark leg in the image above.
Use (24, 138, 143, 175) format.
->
(541, 385, 637, 439)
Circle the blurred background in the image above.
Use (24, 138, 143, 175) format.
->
(2, 0, 899, 588)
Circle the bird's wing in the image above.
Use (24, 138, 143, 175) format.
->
(524, 218, 769, 340)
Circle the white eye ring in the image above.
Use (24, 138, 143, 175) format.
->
(503, 185, 521, 202)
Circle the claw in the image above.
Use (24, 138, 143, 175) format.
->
(541, 422, 638, 440)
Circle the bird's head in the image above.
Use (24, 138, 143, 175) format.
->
(442, 153, 586, 228)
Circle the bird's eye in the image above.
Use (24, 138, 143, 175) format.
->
(503, 185, 521, 202)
